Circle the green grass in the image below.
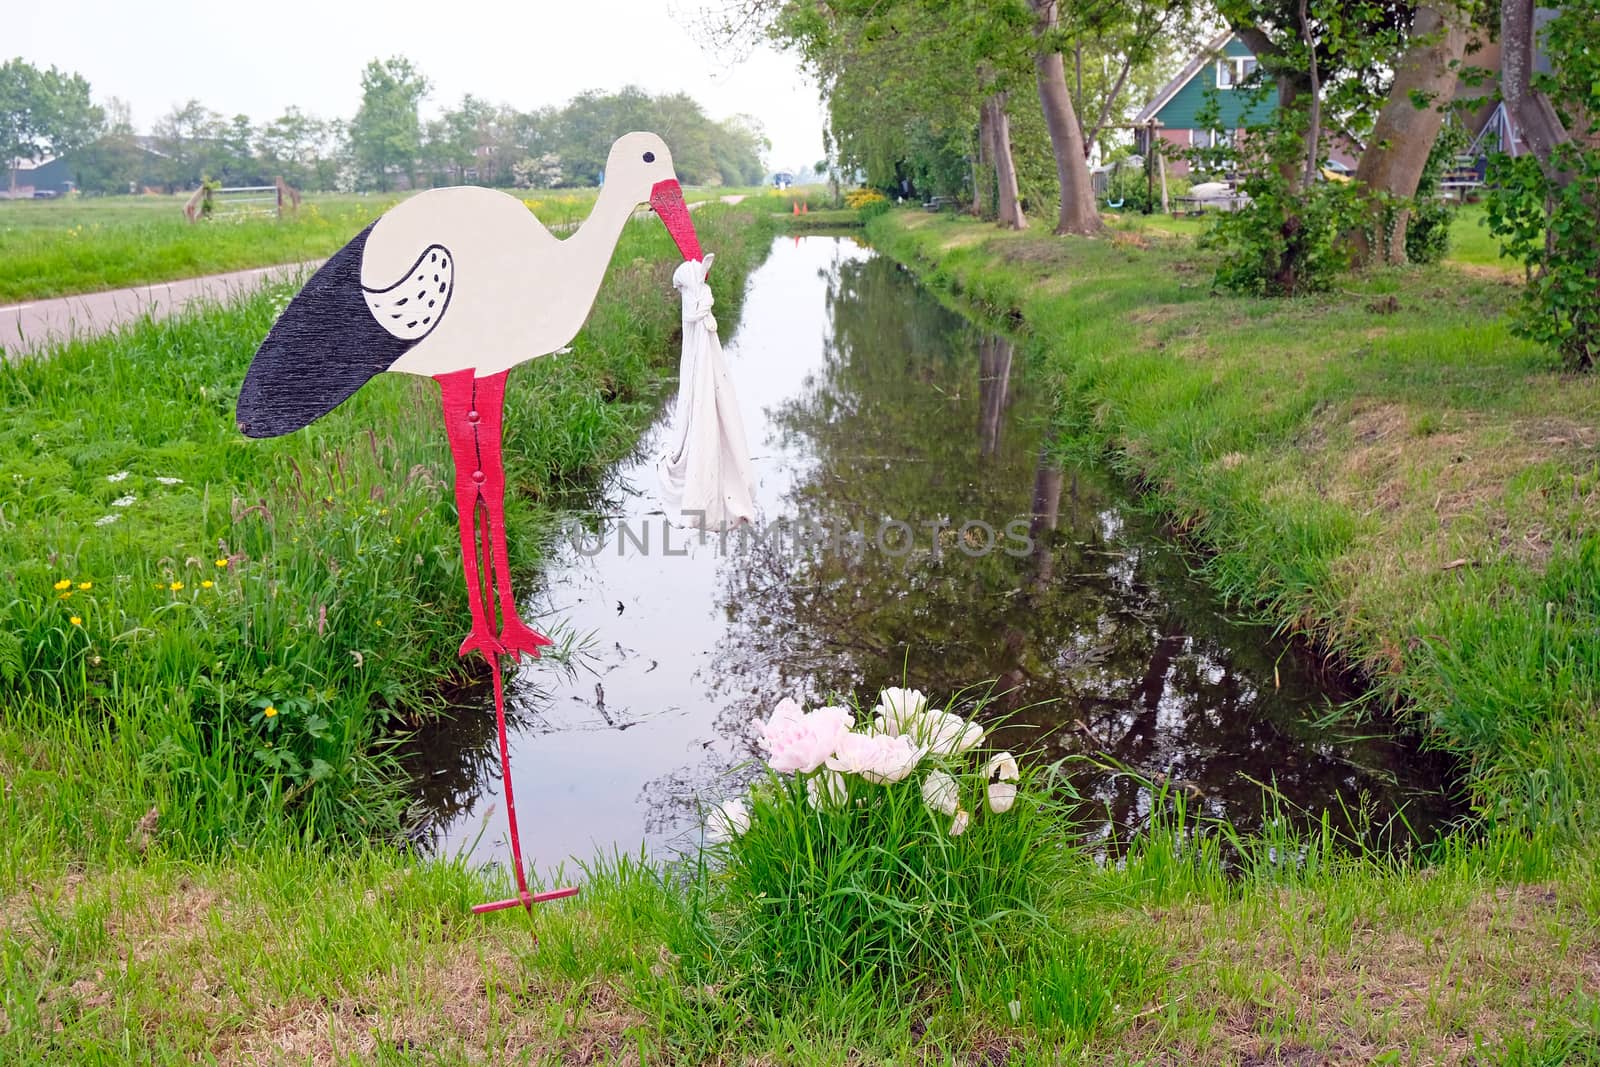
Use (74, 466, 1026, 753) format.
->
(867, 209, 1600, 839)
(1112, 198, 1518, 272)
(0, 187, 756, 304)
(5, 779, 1598, 1063)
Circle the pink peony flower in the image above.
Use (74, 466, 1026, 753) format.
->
(759, 699, 855, 775)
(826, 731, 926, 784)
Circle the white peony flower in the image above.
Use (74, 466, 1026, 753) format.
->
(871, 687, 929, 734)
(916, 709, 985, 757)
(760, 699, 855, 775)
(949, 809, 971, 836)
(921, 769, 960, 816)
(806, 769, 848, 811)
(878, 704, 983, 757)
(706, 798, 750, 844)
(986, 751, 1020, 814)
(827, 731, 926, 784)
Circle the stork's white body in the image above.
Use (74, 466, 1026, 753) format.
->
(362, 183, 644, 377)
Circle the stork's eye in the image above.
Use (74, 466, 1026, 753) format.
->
(642, 151, 656, 163)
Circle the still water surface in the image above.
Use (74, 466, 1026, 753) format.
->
(405, 235, 1457, 872)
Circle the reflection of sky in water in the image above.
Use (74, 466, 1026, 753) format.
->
(405, 236, 1457, 878)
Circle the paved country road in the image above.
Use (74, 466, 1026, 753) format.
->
(0, 261, 321, 356)
(0, 193, 752, 357)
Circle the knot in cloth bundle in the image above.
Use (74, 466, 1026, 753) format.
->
(657, 253, 756, 531)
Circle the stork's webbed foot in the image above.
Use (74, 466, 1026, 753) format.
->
(458, 626, 507, 661)
(498, 616, 554, 661)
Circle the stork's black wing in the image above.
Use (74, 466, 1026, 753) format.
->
(236, 222, 418, 438)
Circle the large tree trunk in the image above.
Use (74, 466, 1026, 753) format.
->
(1031, 0, 1103, 235)
(1234, 24, 1315, 192)
(1501, 0, 1570, 183)
(1349, 3, 1469, 265)
(987, 94, 1027, 230)
(973, 98, 992, 218)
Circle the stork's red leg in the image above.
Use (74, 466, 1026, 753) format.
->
(470, 371, 554, 661)
(436, 368, 505, 661)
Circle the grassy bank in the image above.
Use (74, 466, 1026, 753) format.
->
(5, 786, 1599, 1062)
(0, 188, 751, 303)
(866, 209, 1600, 836)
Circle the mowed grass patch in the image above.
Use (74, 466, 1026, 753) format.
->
(0, 203, 775, 860)
(4, 806, 1598, 1063)
(868, 209, 1600, 834)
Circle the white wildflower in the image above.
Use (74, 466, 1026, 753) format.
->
(706, 798, 750, 844)
(111, 495, 136, 507)
(106, 471, 130, 483)
(921, 769, 960, 817)
(806, 769, 848, 811)
(986, 752, 1020, 814)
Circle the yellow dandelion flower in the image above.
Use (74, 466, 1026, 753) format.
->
(58, 591, 72, 600)
(201, 580, 214, 589)
(169, 581, 184, 591)
(77, 581, 92, 590)
(264, 705, 278, 718)
(69, 616, 82, 626)
(53, 579, 71, 590)
(215, 558, 229, 568)
(375, 620, 383, 627)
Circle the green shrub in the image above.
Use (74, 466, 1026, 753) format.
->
(1483, 1, 1600, 372)
(1404, 197, 1454, 264)
(1204, 174, 1363, 296)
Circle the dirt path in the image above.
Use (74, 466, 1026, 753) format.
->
(0, 261, 322, 356)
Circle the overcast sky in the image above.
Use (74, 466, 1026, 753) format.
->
(16, 0, 827, 172)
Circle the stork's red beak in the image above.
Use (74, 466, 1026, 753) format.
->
(649, 178, 702, 262)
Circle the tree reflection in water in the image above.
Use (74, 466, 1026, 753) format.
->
(403, 239, 1458, 865)
(706, 252, 1457, 846)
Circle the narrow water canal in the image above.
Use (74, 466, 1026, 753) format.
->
(406, 234, 1457, 872)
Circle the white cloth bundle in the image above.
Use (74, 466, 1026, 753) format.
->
(657, 254, 756, 531)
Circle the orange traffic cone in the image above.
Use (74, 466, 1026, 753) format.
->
(801, 201, 809, 214)
(792, 201, 800, 215)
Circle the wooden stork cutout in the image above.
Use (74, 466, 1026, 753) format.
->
(237, 132, 704, 916)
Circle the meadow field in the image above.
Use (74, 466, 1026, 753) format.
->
(0, 185, 803, 304)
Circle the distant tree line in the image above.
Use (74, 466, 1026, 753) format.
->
(0, 54, 770, 195)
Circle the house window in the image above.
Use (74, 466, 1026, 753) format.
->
(1215, 56, 1258, 89)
